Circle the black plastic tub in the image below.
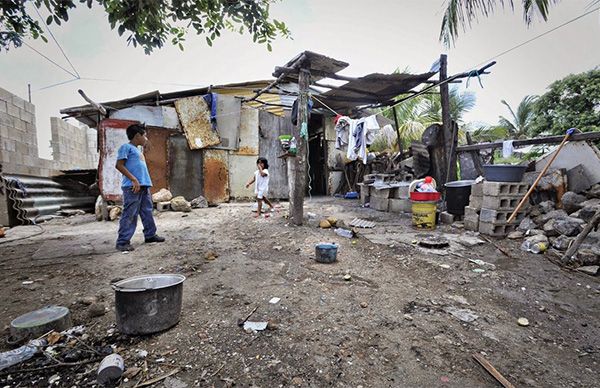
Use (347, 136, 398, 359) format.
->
(483, 164, 526, 182)
(445, 180, 475, 215)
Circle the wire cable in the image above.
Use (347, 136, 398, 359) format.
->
(22, 42, 78, 78)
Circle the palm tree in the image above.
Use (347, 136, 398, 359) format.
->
(440, 0, 559, 46)
(497, 95, 538, 139)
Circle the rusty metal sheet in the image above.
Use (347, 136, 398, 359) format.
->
(175, 96, 220, 150)
(145, 127, 176, 195)
(233, 107, 259, 156)
(98, 119, 136, 201)
(203, 149, 229, 204)
(169, 135, 203, 200)
(211, 94, 241, 151)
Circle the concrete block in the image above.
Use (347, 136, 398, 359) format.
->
(389, 198, 411, 213)
(483, 181, 529, 197)
(11, 95, 25, 109)
(478, 222, 517, 237)
(0, 112, 13, 127)
(471, 182, 483, 197)
(0, 101, 6, 114)
(440, 211, 455, 224)
(464, 206, 479, 217)
(24, 101, 35, 114)
(391, 183, 411, 199)
(465, 216, 479, 232)
(371, 187, 391, 199)
(479, 208, 526, 224)
(157, 201, 171, 212)
(482, 196, 529, 211)
(371, 196, 389, 212)
(358, 184, 370, 205)
(6, 104, 20, 118)
(19, 110, 33, 124)
(469, 195, 482, 210)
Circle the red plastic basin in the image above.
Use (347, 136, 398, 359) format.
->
(410, 191, 441, 201)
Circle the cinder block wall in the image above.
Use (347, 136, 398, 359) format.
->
(0, 86, 99, 176)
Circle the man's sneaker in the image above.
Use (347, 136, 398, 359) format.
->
(116, 244, 135, 252)
(145, 235, 166, 243)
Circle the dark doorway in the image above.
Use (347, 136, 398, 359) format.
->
(308, 132, 326, 195)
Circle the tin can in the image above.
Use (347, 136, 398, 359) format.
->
(97, 354, 124, 385)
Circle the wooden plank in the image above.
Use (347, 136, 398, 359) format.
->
(456, 131, 600, 152)
(258, 111, 290, 199)
(472, 353, 516, 388)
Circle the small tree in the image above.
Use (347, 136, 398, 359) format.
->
(1, 0, 290, 54)
(497, 95, 538, 139)
(531, 69, 600, 135)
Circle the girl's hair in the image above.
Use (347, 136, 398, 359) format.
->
(257, 157, 269, 169)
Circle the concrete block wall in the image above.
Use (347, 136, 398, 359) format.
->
(0, 86, 98, 176)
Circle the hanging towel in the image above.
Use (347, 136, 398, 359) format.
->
(502, 140, 514, 158)
(334, 116, 351, 149)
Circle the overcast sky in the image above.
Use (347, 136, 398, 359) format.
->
(1, 0, 598, 158)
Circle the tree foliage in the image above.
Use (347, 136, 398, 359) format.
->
(496, 95, 538, 138)
(1, 0, 290, 54)
(530, 69, 600, 135)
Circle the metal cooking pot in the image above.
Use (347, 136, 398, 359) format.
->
(112, 274, 185, 335)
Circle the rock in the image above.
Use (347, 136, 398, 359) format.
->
(360, 302, 368, 308)
(343, 274, 352, 281)
(543, 220, 559, 237)
(444, 307, 479, 322)
(576, 266, 599, 276)
(538, 209, 568, 224)
(95, 195, 106, 221)
(528, 206, 542, 219)
(291, 377, 304, 386)
(205, 251, 218, 261)
(554, 217, 584, 237)
(319, 220, 332, 229)
(539, 200, 556, 214)
(152, 188, 173, 203)
(517, 217, 537, 232)
(78, 296, 97, 306)
(326, 216, 338, 227)
(109, 206, 122, 221)
(88, 303, 106, 318)
(190, 196, 208, 209)
(403, 314, 413, 321)
(551, 235, 574, 251)
(561, 191, 586, 214)
(507, 231, 524, 240)
(527, 229, 546, 236)
(577, 249, 600, 266)
(586, 183, 600, 199)
(579, 206, 599, 223)
(163, 377, 188, 388)
(170, 196, 191, 212)
(273, 246, 282, 251)
(517, 317, 530, 327)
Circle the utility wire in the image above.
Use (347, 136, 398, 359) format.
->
(33, 7, 80, 78)
(22, 42, 78, 78)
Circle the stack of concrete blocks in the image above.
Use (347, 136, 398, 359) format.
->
(464, 181, 483, 231)
(388, 183, 411, 213)
(476, 181, 530, 237)
(365, 182, 412, 213)
(370, 186, 391, 212)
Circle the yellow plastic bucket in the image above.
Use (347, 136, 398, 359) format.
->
(411, 200, 437, 229)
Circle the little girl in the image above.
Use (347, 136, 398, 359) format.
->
(246, 157, 275, 217)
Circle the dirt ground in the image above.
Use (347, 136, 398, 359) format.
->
(0, 197, 598, 387)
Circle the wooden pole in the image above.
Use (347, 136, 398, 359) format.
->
(439, 54, 454, 186)
(288, 68, 310, 225)
(472, 353, 516, 388)
(561, 210, 600, 265)
(28, 84, 31, 103)
(507, 130, 574, 224)
(465, 132, 484, 177)
(391, 106, 403, 157)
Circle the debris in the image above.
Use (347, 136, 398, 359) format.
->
(349, 218, 376, 228)
(343, 274, 352, 281)
(360, 302, 368, 308)
(136, 349, 148, 359)
(561, 191, 586, 214)
(554, 217, 584, 237)
(403, 314, 413, 321)
(576, 266, 599, 276)
(190, 195, 208, 209)
(507, 231, 524, 239)
(439, 264, 451, 269)
(551, 235, 574, 251)
(326, 216, 338, 226)
(109, 206, 122, 221)
(444, 307, 479, 323)
(152, 188, 173, 203)
(334, 228, 354, 239)
(88, 303, 106, 318)
(472, 353, 516, 388)
(243, 321, 268, 333)
(319, 219, 332, 229)
(170, 196, 192, 212)
(0, 339, 46, 371)
(123, 366, 141, 379)
(47, 331, 62, 345)
(538, 200, 556, 214)
(269, 297, 281, 304)
(48, 374, 61, 385)
(21, 280, 34, 285)
(562, 210, 600, 264)
(205, 251, 219, 261)
(97, 353, 124, 386)
(472, 268, 486, 273)
(417, 235, 449, 249)
(272, 246, 282, 251)
(517, 216, 537, 232)
(238, 306, 259, 327)
(521, 235, 549, 254)
(137, 368, 181, 387)
(517, 317, 530, 327)
(10, 305, 72, 342)
(469, 259, 496, 270)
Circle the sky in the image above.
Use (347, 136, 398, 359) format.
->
(1, 0, 599, 159)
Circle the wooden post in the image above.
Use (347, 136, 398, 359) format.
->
(392, 106, 403, 157)
(562, 210, 600, 265)
(465, 132, 484, 177)
(439, 54, 456, 185)
(288, 68, 310, 225)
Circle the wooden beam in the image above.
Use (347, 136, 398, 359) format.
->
(456, 131, 600, 152)
(472, 353, 516, 388)
(312, 81, 382, 98)
(78, 89, 107, 116)
(439, 54, 453, 185)
(274, 66, 359, 82)
(562, 210, 600, 265)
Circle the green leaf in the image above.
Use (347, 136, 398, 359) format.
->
(46, 16, 53, 25)
(205, 36, 212, 46)
(178, 42, 184, 51)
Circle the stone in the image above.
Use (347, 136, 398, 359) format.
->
(508, 231, 524, 240)
(319, 220, 332, 229)
(152, 188, 173, 203)
(517, 217, 537, 232)
(537, 209, 568, 224)
(360, 302, 368, 308)
(190, 196, 208, 209)
(204, 251, 218, 261)
(586, 183, 600, 199)
(551, 235, 574, 251)
(78, 296, 97, 306)
(579, 206, 599, 223)
(538, 201, 556, 214)
(527, 229, 546, 236)
(326, 216, 338, 227)
(577, 249, 600, 266)
(163, 377, 189, 388)
(343, 274, 352, 281)
(440, 211, 455, 225)
(554, 217, 584, 237)
(576, 266, 599, 276)
(561, 191, 586, 214)
(109, 206, 122, 221)
(543, 220, 559, 237)
(517, 317, 530, 327)
(88, 303, 106, 318)
(170, 196, 191, 212)
(567, 164, 592, 193)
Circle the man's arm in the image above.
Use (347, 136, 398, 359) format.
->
(116, 159, 141, 193)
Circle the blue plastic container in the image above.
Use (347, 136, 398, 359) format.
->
(315, 243, 338, 263)
(344, 191, 359, 199)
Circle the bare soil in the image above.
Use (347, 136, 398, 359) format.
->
(0, 197, 598, 387)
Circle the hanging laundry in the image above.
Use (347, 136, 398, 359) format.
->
(290, 97, 313, 126)
(334, 116, 351, 149)
(502, 140, 514, 158)
(203, 93, 218, 130)
(347, 118, 368, 164)
(363, 115, 381, 146)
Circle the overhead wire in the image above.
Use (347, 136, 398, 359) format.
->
(22, 42, 78, 78)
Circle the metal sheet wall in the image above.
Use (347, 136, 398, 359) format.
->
(258, 111, 290, 199)
(145, 127, 175, 194)
(203, 149, 230, 204)
(168, 135, 203, 200)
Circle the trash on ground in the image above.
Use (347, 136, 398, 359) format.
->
(205, 251, 219, 260)
(334, 228, 354, 238)
(315, 243, 338, 264)
(349, 218, 376, 228)
(517, 317, 530, 327)
(472, 268, 486, 273)
(469, 259, 496, 270)
(576, 266, 599, 276)
(0, 339, 46, 371)
(343, 274, 352, 281)
(417, 235, 450, 249)
(439, 264, 451, 269)
(10, 305, 72, 344)
(243, 321, 268, 333)
(444, 307, 479, 322)
(97, 353, 125, 386)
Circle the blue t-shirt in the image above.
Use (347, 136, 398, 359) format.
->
(117, 143, 153, 188)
